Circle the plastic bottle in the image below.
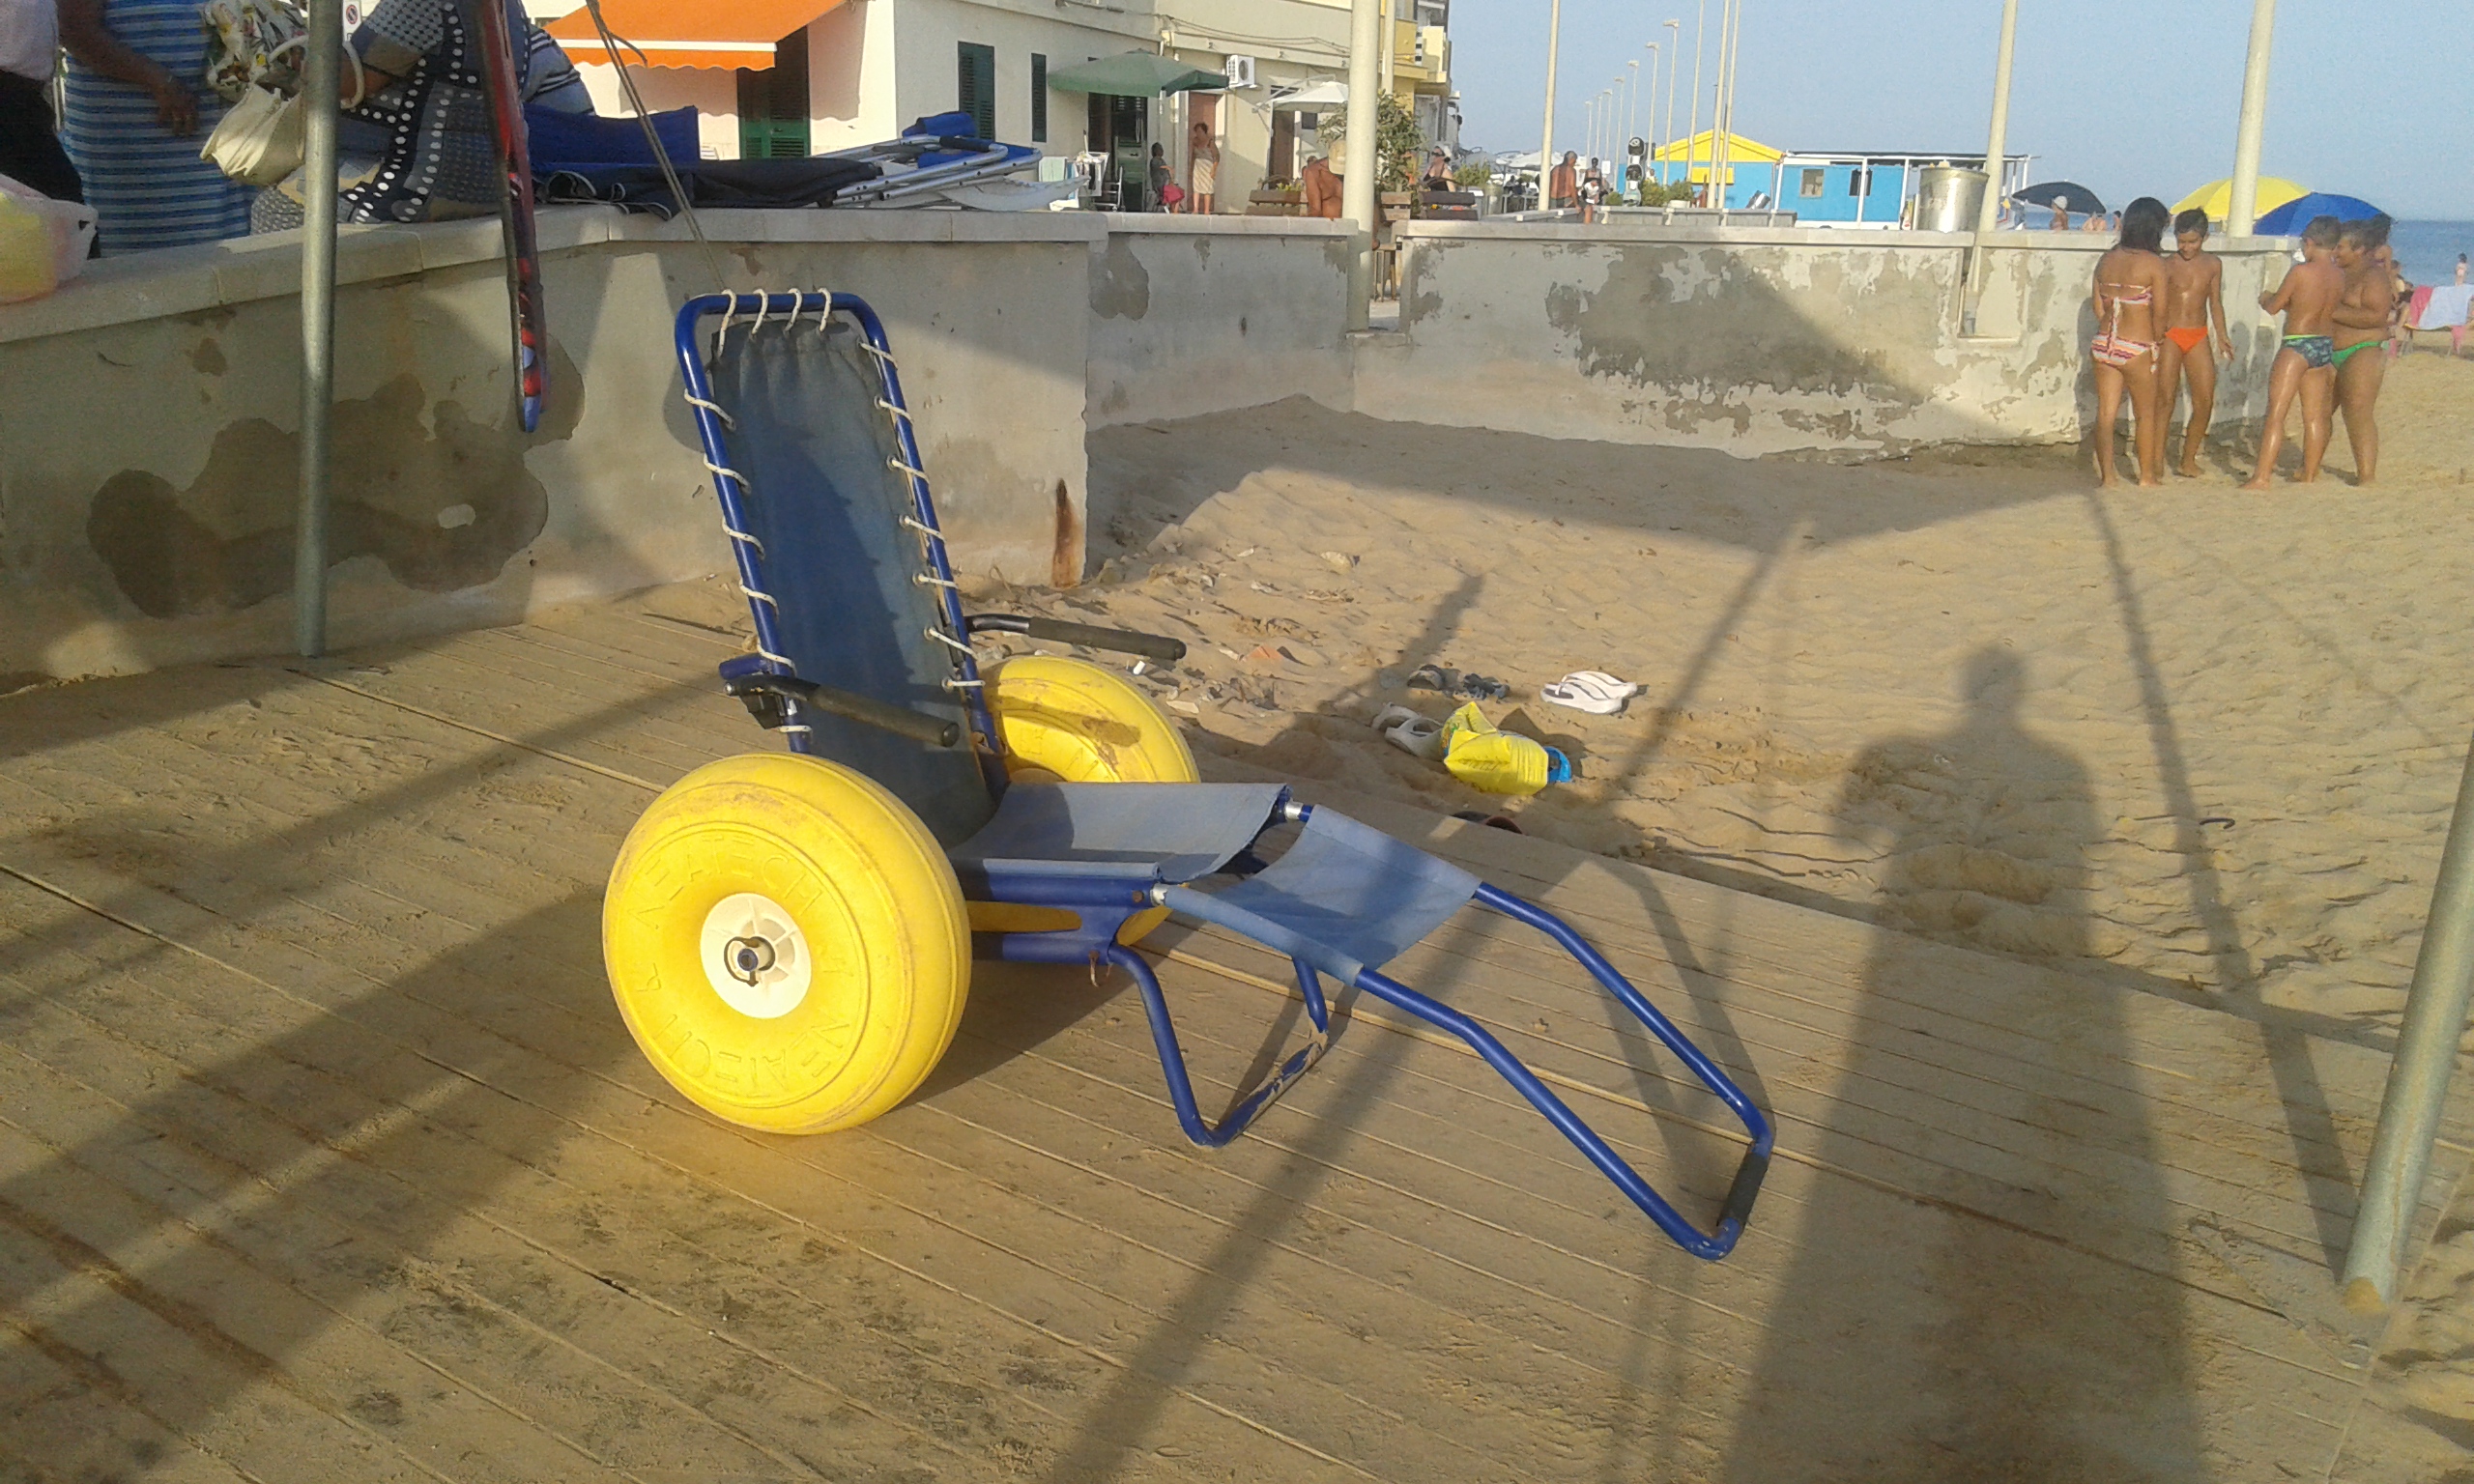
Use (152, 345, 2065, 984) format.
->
(1440, 702, 1568, 796)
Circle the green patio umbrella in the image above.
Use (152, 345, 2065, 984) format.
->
(1046, 52, 1225, 97)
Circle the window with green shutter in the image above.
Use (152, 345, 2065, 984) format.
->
(1029, 53, 1047, 143)
(957, 43, 995, 139)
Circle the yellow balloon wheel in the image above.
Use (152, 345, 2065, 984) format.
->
(983, 654, 1199, 941)
(602, 753, 970, 1135)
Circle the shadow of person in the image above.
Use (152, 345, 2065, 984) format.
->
(1721, 645, 2206, 1482)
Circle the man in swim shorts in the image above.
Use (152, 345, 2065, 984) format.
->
(2160, 208, 2231, 477)
(2242, 215, 2346, 490)
(2330, 218, 2398, 484)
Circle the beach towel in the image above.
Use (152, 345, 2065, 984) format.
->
(2419, 284, 2474, 328)
(2407, 284, 2434, 327)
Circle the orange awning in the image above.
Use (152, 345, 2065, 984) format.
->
(546, 0, 846, 71)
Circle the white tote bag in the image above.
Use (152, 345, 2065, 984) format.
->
(198, 36, 364, 187)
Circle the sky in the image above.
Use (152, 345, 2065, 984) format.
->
(1452, 0, 2473, 220)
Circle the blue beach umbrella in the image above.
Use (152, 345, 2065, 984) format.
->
(2252, 192, 2383, 236)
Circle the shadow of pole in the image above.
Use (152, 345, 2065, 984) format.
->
(2081, 493, 2354, 1268)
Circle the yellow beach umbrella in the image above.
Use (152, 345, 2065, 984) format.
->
(2172, 176, 2308, 221)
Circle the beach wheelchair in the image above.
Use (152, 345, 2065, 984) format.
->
(602, 291, 1771, 1260)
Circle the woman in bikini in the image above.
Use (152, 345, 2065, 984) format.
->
(2088, 196, 2173, 488)
(2330, 219, 2398, 484)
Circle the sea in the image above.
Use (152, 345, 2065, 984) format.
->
(2391, 220, 2474, 283)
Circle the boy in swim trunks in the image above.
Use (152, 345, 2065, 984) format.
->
(2160, 208, 2231, 477)
(2330, 218, 2398, 484)
(2241, 215, 2345, 490)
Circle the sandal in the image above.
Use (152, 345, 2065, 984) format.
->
(1371, 703, 1446, 760)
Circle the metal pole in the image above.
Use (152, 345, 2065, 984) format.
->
(1685, 0, 1706, 202)
(1378, 0, 1394, 100)
(1710, 0, 1739, 208)
(1534, 0, 1553, 208)
(2343, 735, 2474, 1310)
(1620, 64, 1636, 191)
(2227, 0, 2276, 236)
(1343, 0, 1379, 327)
(293, 0, 341, 659)
(1661, 19, 1680, 186)
(1966, 0, 2019, 311)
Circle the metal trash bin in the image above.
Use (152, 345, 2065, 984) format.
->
(1914, 165, 1986, 232)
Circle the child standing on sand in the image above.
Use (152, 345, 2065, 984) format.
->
(2160, 209, 2232, 478)
(2242, 216, 2346, 490)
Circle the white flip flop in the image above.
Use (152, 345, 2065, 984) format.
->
(1541, 671, 1632, 716)
(1371, 704, 1447, 760)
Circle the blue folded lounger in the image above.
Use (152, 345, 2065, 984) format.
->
(599, 290, 1771, 1261)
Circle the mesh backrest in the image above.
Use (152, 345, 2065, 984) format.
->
(709, 323, 997, 845)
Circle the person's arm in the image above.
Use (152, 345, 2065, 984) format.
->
(2207, 260, 2232, 358)
(57, 0, 197, 133)
(2258, 266, 2293, 314)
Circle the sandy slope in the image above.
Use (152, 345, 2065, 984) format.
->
(980, 354, 2473, 1040)
(992, 359, 2474, 1474)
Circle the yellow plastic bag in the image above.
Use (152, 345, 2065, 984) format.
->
(1441, 701, 1554, 796)
(0, 190, 54, 304)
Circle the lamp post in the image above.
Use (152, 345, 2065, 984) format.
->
(1622, 60, 1639, 192)
(1685, 0, 1707, 202)
(1661, 19, 1680, 185)
(2227, 0, 2276, 235)
(1539, 0, 1564, 212)
(1966, 0, 2020, 313)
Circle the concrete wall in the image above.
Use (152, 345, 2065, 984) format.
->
(1086, 215, 1355, 428)
(1360, 221, 2293, 455)
(0, 209, 1101, 685)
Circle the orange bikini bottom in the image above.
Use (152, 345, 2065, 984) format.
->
(2165, 326, 2208, 354)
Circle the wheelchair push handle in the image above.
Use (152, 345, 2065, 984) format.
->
(723, 672, 962, 748)
(965, 614, 1188, 665)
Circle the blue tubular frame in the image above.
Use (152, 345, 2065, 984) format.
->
(1366, 885, 1772, 1261)
(672, 291, 1006, 791)
(671, 288, 1772, 1262)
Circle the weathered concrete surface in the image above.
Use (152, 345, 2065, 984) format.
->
(1363, 223, 2292, 455)
(0, 210, 1099, 683)
(1087, 215, 1356, 429)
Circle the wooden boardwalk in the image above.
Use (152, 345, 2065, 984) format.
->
(1, 592, 2464, 1482)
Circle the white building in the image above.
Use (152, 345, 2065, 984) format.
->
(527, 0, 1451, 208)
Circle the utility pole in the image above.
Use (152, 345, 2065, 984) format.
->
(2227, 0, 2276, 235)
(1965, 0, 2019, 315)
(1661, 19, 1680, 186)
(1539, 0, 1563, 207)
(1344, 0, 1379, 326)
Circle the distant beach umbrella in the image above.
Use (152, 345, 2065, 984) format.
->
(2172, 176, 2307, 222)
(2250, 192, 2383, 236)
(2010, 180, 2104, 216)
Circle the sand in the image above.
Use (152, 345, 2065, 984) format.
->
(959, 354, 2474, 1040)
(983, 358, 2474, 1471)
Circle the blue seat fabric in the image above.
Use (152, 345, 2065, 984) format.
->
(711, 323, 994, 845)
(1164, 808, 1482, 985)
(953, 783, 1285, 885)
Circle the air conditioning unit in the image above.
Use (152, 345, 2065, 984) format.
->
(1224, 54, 1257, 89)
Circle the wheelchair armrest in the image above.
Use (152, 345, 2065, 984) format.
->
(721, 671, 961, 748)
(964, 614, 1187, 665)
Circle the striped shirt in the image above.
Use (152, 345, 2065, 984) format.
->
(62, 0, 252, 253)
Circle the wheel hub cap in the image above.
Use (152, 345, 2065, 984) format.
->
(700, 893, 811, 1018)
